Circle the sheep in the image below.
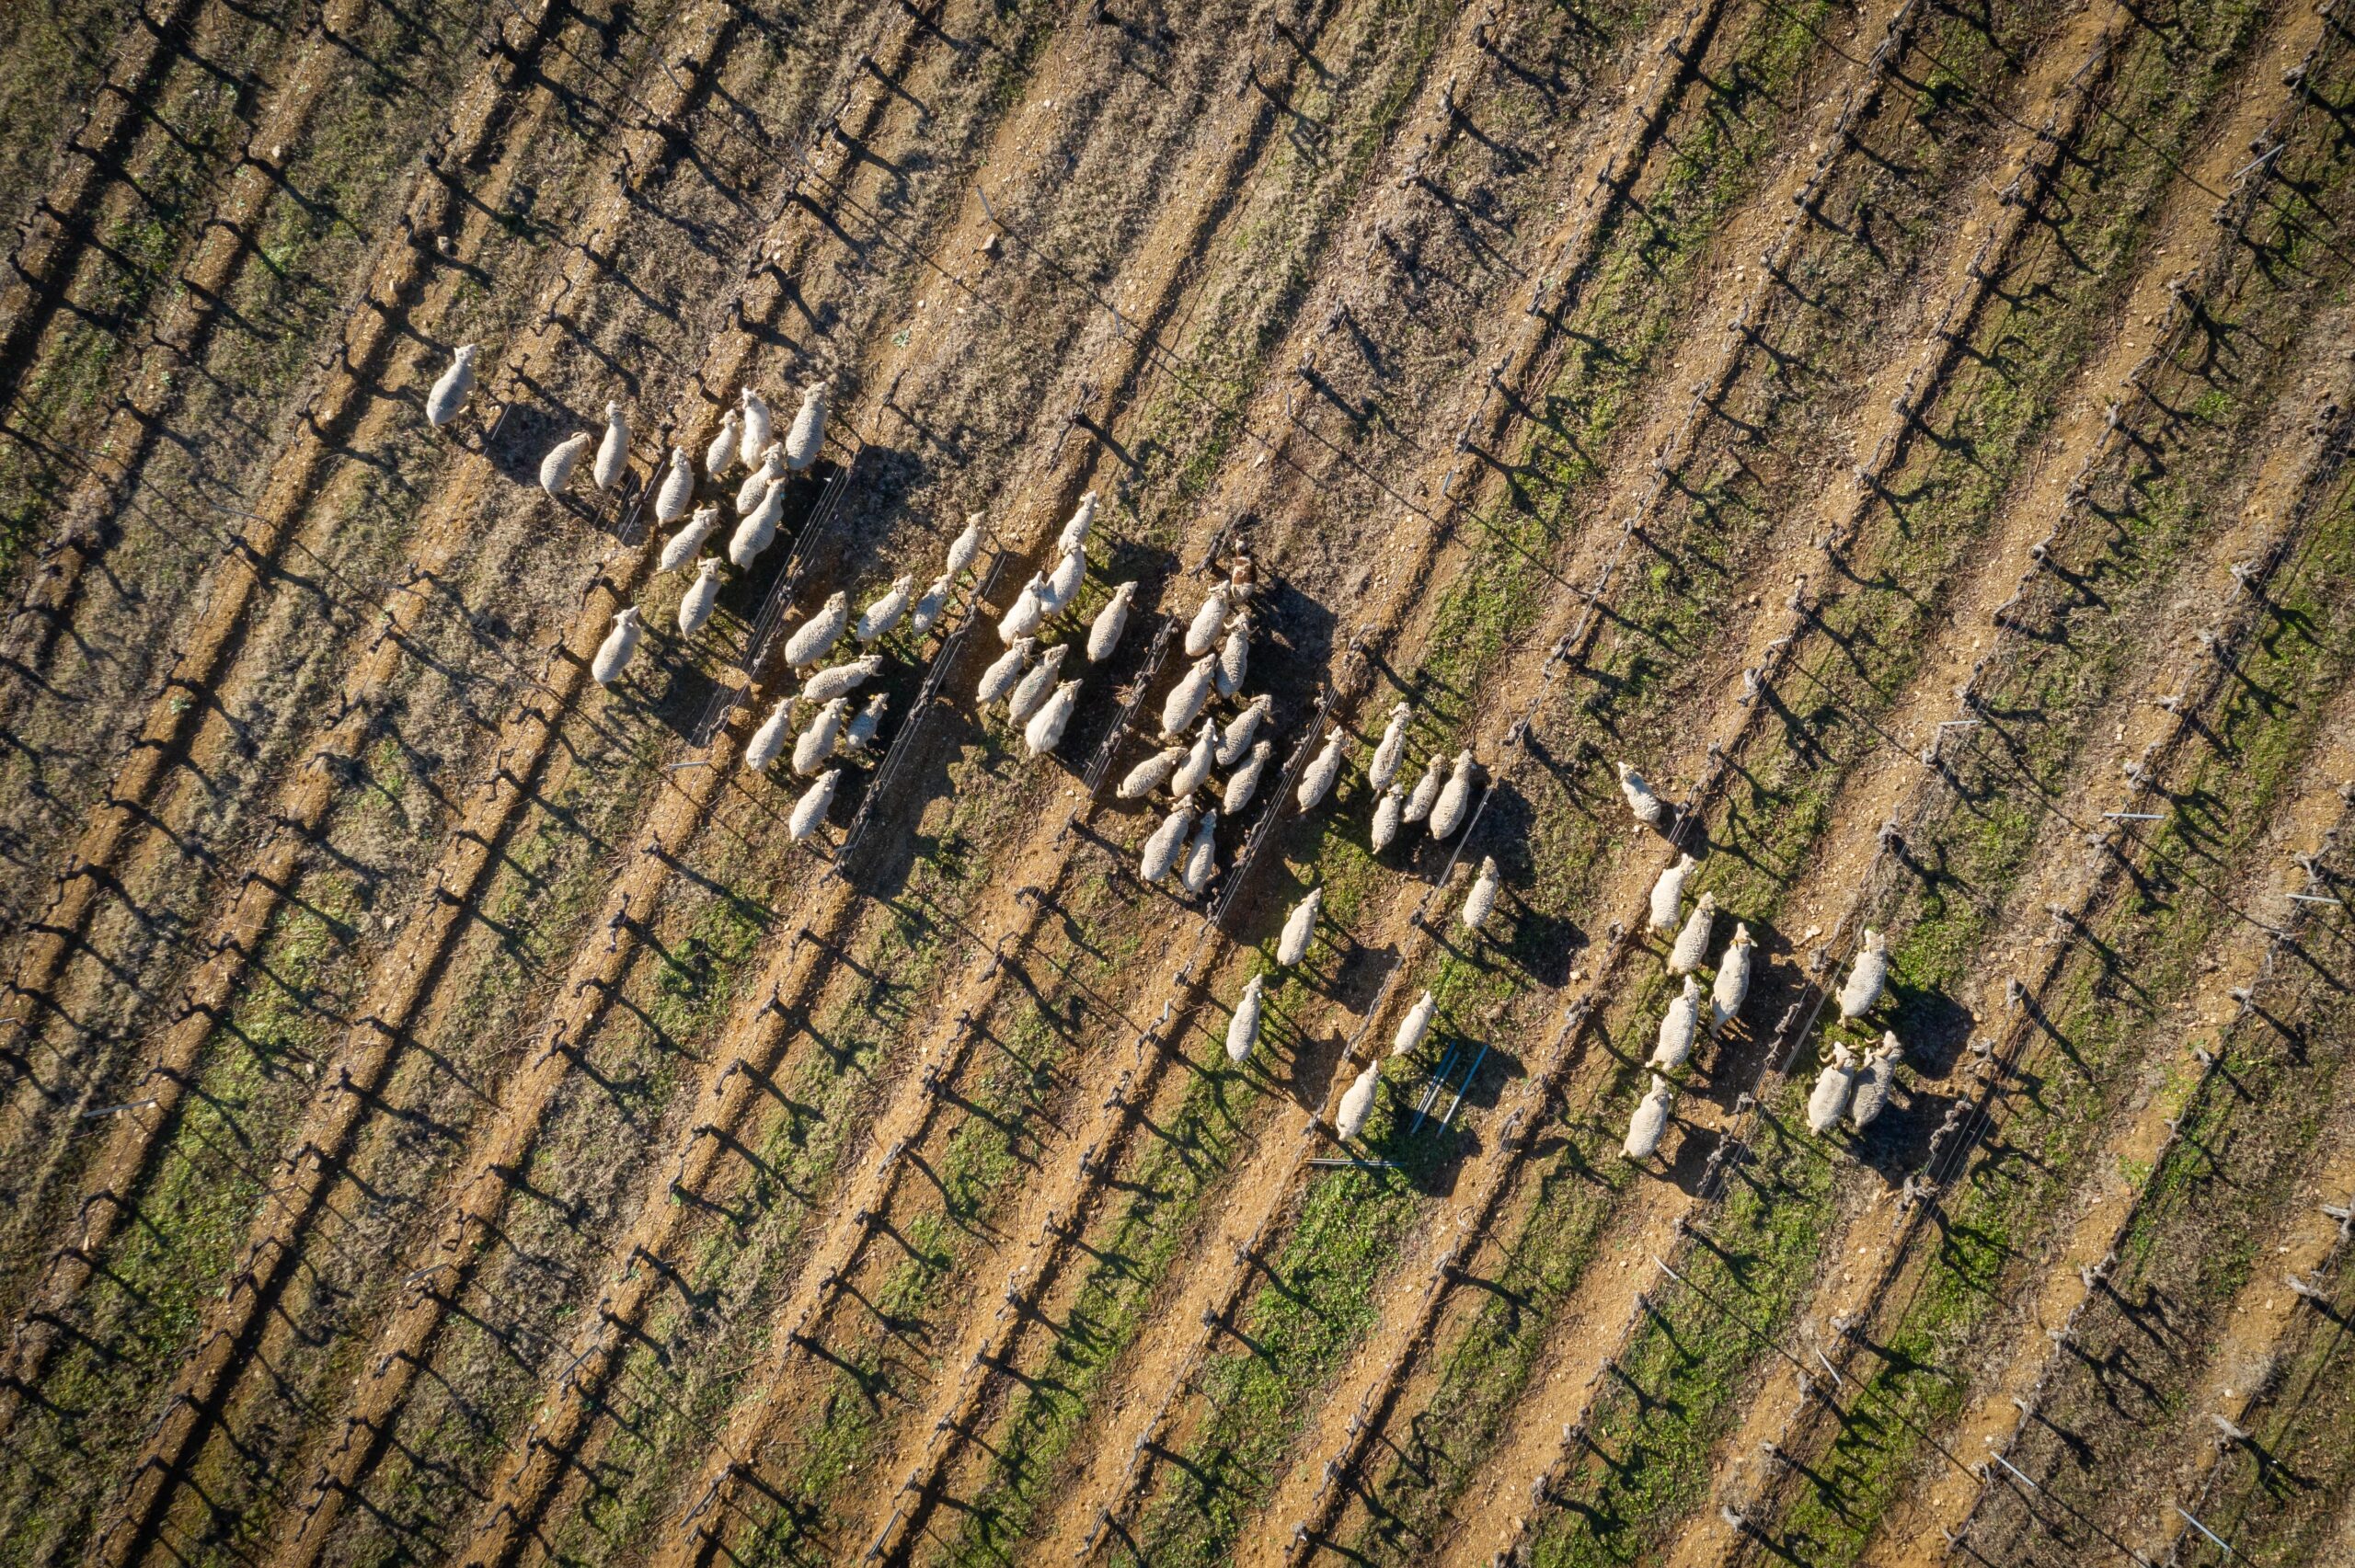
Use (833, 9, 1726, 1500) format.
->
(1216, 612, 1249, 699)
(1042, 543, 1086, 615)
(1025, 680, 1080, 756)
(1140, 802, 1196, 883)
(1059, 490, 1097, 555)
(654, 446, 695, 524)
(1393, 990, 1436, 1058)
(593, 402, 630, 491)
(1160, 655, 1216, 738)
(426, 343, 477, 428)
(1461, 856, 1500, 933)
(1648, 853, 1698, 934)
(1623, 1074, 1675, 1161)
(678, 558, 723, 635)
(744, 696, 792, 773)
(591, 606, 641, 685)
(738, 387, 772, 469)
(1223, 740, 1274, 815)
(1848, 1032, 1900, 1129)
(1617, 761, 1666, 830)
(802, 654, 883, 704)
(788, 769, 839, 841)
(1225, 975, 1264, 1065)
(946, 511, 985, 579)
(729, 477, 784, 566)
(1180, 807, 1219, 895)
(856, 574, 915, 644)
(1296, 728, 1347, 813)
(704, 408, 741, 476)
(1429, 750, 1477, 840)
(1649, 977, 1702, 1071)
(794, 697, 848, 774)
(1670, 893, 1717, 975)
(1184, 587, 1231, 658)
(659, 505, 719, 571)
(539, 431, 591, 497)
(1088, 581, 1136, 662)
(1371, 784, 1403, 850)
(1276, 887, 1321, 967)
(736, 443, 785, 513)
(1170, 719, 1218, 798)
(1120, 746, 1186, 800)
(1838, 930, 1890, 1020)
(1368, 702, 1411, 793)
(1334, 1060, 1381, 1142)
(906, 574, 951, 639)
(844, 692, 887, 752)
(1807, 1043, 1858, 1135)
(1710, 923, 1753, 1036)
(1404, 755, 1444, 824)
(1006, 644, 1070, 724)
(783, 591, 850, 670)
(783, 381, 828, 470)
(977, 637, 1034, 707)
(998, 573, 1050, 644)
(1217, 694, 1270, 766)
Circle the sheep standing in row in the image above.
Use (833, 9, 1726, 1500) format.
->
(1429, 751, 1477, 839)
(1394, 990, 1436, 1058)
(1042, 540, 1086, 615)
(856, 575, 914, 644)
(677, 559, 723, 635)
(1226, 976, 1264, 1064)
(784, 591, 850, 670)
(1218, 695, 1270, 766)
(1848, 1033, 1901, 1128)
(784, 381, 828, 470)
(1276, 887, 1321, 967)
(1807, 1043, 1859, 1135)
(654, 446, 695, 525)
(1025, 681, 1080, 756)
(1624, 1075, 1675, 1161)
(1669, 893, 1717, 975)
(788, 769, 838, 841)
(705, 408, 741, 476)
(739, 387, 772, 469)
(1006, 645, 1069, 726)
(978, 637, 1035, 707)
(744, 697, 793, 773)
(1186, 586, 1231, 658)
(1461, 857, 1500, 933)
(804, 654, 882, 704)
(1141, 802, 1196, 883)
(730, 478, 785, 566)
(591, 606, 641, 685)
(946, 512, 985, 579)
(1161, 655, 1216, 738)
(540, 430, 591, 497)
(1216, 613, 1249, 698)
(1617, 761, 1666, 830)
(1089, 581, 1136, 662)
(1711, 924, 1753, 1035)
(794, 698, 848, 775)
(1404, 755, 1444, 824)
(998, 573, 1050, 644)
(593, 402, 630, 491)
(426, 343, 477, 429)
(1060, 491, 1097, 555)
(1223, 740, 1273, 815)
(1648, 853, 1698, 934)
(907, 574, 952, 639)
(737, 445, 785, 513)
(1120, 745, 1185, 800)
(1296, 728, 1347, 813)
(1170, 720, 1218, 798)
(1839, 930, 1889, 1020)
(844, 692, 888, 752)
(1334, 1060, 1380, 1142)
(1366, 704, 1411, 794)
(1180, 807, 1219, 895)
(1649, 977, 1702, 1070)
(659, 505, 718, 571)
(1371, 784, 1403, 851)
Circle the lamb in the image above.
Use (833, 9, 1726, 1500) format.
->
(704, 408, 741, 476)
(1042, 543, 1085, 615)
(1296, 729, 1347, 813)
(729, 477, 784, 566)
(1006, 644, 1070, 724)
(1848, 1033, 1900, 1129)
(1185, 586, 1231, 658)
(1623, 1074, 1675, 1161)
(1669, 892, 1717, 975)
(1429, 750, 1477, 840)
(1838, 930, 1890, 1020)
(906, 574, 951, 639)
(743, 696, 792, 773)
(1025, 680, 1080, 756)
(1216, 613, 1249, 699)
(1649, 977, 1702, 1070)
(1161, 655, 1216, 738)
(977, 637, 1034, 707)
(1461, 856, 1500, 933)
(1807, 1043, 1858, 1135)
(659, 505, 718, 571)
(1088, 581, 1136, 662)
(1393, 990, 1436, 1058)
(1225, 975, 1264, 1064)
(1217, 694, 1270, 766)
(856, 574, 915, 644)
(677, 558, 723, 635)
(844, 692, 887, 752)
(426, 343, 477, 428)
(1169, 719, 1218, 798)
(1180, 807, 1219, 895)
(1058, 490, 1097, 555)
(1617, 761, 1666, 829)
(1403, 755, 1444, 824)
(738, 387, 772, 469)
(794, 697, 848, 774)
(1276, 887, 1321, 967)
(1648, 853, 1698, 934)
(736, 444, 784, 513)
(783, 381, 828, 470)
(1119, 745, 1185, 800)
(802, 654, 882, 704)
(1334, 1060, 1381, 1142)
(788, 769, 839, 841)
(1140, 802, 1196, 883)
(654, 446, 695, 524)
(591, 606, 641, 685)
(945, 511, 985, 579)
(539, 430, 591, 497)
(1367, 702, 1411, 793)
(1710, 923, 1754, 1035)
(783, 591, 850, 670)
(1223, 740, 1273, 816)
(997, 573, 1050, 644)
(1370, 784, 1402, 850)
(593, 402, 630, 491)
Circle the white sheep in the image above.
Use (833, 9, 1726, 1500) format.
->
(654, 446, 695, 524)
(1649, 977, 1703, 1070)
(998, 573, 1050, 644)
(1042, 543, 1085, 615)
(1006, 644, 1070, 724)
(1140, 802, 1196, 883)
(593, 401, 630, 491)
(906, 574, 951, 639)
(426, 343, 477, 428)
(946, 511, 985, 579)
(1367, 702, 1411, 793)
(977, 637, 1034, 707)
(1393, 990, 1436, 1058)
(1223, 739, 1273, 816)
(1404, 755, 1444, 824)
(1711, 923, 1753, 1036)
(591, 606, 641, 685)
(783, 381, 828, 471)
(1848, 1033, 1900, 1129)
(1334, 1059, 1381, 1142)
(1623, 1074, 1674, 1161)
(1225, 975, 1264, 1065)
(1669, 892, 1717, 975)
(677, 558, 723, 635)
(729, 477, 784, 566)
(1088, 581, 1136, 662)
(1160, 655, 1216, 738)
(788, 769, 838, 841)
(1276, 887, 1321, 967)
(1807, 1043, 1858, 1135)
(1838, 930, 1889, 1020)
(1429, 750, 1477, 840)
(1617, 761, 1666, 829)
(1025, 680, 1080, 756)
(1648, 853, 1698, 934)
(539, 430, 591, 497)
(1185, 586, 1231, 658)
(844, 692, 887, 752)
(738, 387, 772, 469)
(1216, 612, 1249, 699)
(1296, 729, 1347, 813)
(1217, 694, 1270, 766)
(1169, 719, 1218, 798)
(783, 591, 850, 670)
(704, 408, 741, 476)
(794, 697, 848, 774)
(856, 574, 914, 644)
(1180, 807, 1219, 895)
(1461, 856, 1500, 933)
(1059, 490, 1097, 555)
(1120, 745, 1185, 800)
(803, 654, 882, 704)
(744, 696, 792, 773)
(736, 443, 784, 513)
(1370, 784, 1402, 850)
(659, 505, 718, 571)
